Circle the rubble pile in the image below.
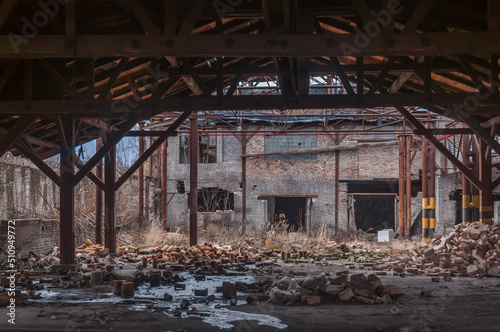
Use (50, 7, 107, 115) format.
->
(267, 272, 403, 305)
(373, 223, 500, 278)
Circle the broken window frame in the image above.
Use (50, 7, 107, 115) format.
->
(179, 133, 217, 164)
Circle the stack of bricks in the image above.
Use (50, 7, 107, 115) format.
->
(373, 222, 500, 278)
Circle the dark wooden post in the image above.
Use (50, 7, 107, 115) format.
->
(189, 115, 198, 246)
(104, 147, 116, 253)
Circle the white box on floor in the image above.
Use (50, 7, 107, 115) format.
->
(378, 229, 394, 242)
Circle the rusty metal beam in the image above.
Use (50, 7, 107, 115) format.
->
(189, 115, 198, 246)
(396, 106, 482, 189)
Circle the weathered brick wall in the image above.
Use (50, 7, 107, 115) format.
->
(165, 122, 413, 236)
(0, 219, 59, 258)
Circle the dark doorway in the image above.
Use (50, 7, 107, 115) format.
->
(353, 195, 395, 231)
(274, 197, 306, 231)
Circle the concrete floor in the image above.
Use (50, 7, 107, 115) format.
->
(2, 262, 500, 332)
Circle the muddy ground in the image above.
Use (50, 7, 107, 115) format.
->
(2, 262, 500, 332)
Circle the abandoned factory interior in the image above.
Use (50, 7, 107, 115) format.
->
(2, 0, 500, 331)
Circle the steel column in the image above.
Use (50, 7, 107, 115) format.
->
(104, 147, 116, 253)
(189, 115, 198, 246)
(405, 135, 412, 239)
(479, 140, 494, 224)
(59, 117, 75, 265)
(335, 135, 340, 236)
(241, 133, 247, 236)
(95, 138, 103, 244)
(428, 133, 436, 237)
(398, 135, 406, 237)
(471, 139, 480, 222)
(422, 134, 429, 241)
(462, 134, 471, 225)
(161, 138, 168, 230)
(138, 122, 144, 229)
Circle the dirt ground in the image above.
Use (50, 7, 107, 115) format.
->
(2, 261, 500, 332)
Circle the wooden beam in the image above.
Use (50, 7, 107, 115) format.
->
(73, 116, 138, 186)
(0, 0, 18, 30)
(226, 58, 251, 96)
(3, 93, 500, 115)
(4, 33, 500, 58)
(402, 0, 435, 32)
(164, 0, 176, 34)
(0, 60, 20, 93)
(0, 115, 38, 158)
(98, 57, 129, 100)
(74, 154, 105, 190)
(368, 57, 396, 94)
(115, 110, 193, 189)
(15, 139, 61, 187)
(178, 0, 209, 34)
(493, 175, 500, 189)
(38, 59, 76, 98)
(457, 114, 500, 155)
(120, 0, 160, 35)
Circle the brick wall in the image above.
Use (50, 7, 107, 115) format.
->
(165, 122, 416, 236)
(0, 219, 59, 258)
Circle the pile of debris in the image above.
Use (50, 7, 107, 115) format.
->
(374, 222, 500, 278)
(267, 273, 403, 305)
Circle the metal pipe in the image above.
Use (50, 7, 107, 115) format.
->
(305, 197, 313, 235)
(95, 138, 103, 244)
(138, 123, 144, 229)
(104, 147, 116, 253)
(189, 115, 198, 246)
(405, 135, 412, 240)
(161, 138, 168, 230)
(59, 117, 75, 265)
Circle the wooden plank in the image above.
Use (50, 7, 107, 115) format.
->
(368, 57, 396, 94)
(488, 0, 500, 32)
(3, 33, 500, 58)
(351, 0, 374, 27)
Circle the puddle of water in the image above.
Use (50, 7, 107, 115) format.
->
(200, 307, 287, 330)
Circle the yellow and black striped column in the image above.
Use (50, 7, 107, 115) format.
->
(462, 194, 471, 225)
(422, 197, 429, 240)
(429, 197, 436, 237)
